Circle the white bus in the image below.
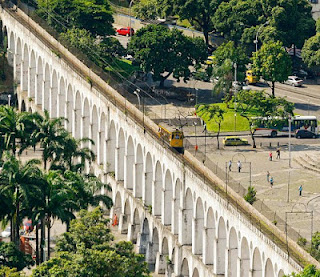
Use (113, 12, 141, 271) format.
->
(253, 115, 318, 137)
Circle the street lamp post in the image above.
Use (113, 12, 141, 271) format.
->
(8, 94, 11, 106)
(129, 0, 134, 36)
(233, 63, 237, 132)
(254, 21, 269, 52)
(133, 89, 141, 110)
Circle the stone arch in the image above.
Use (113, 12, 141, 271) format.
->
(217, 217, 226, 275)
(28, 107, 32, 113)
(20, 99, 26, 112)
(154, 161, 162, 216)
(181, 258, 190, 277)
(74, 91, 81, 139)
(15, 37, 22, 83)
(252, 248, 262, 277)
(135, 144, 143, 198)
(1, 25, 7, 49)
(82, 98, 90, 139)
(36, 56, 43, 106)
(117, 128, 125, 181)
(22, 44, 29, 91)
(58, 76, 66, 118)
(51, 70, 58, 117)
(193, 197, 204, 256)
(8, 31, 14, 66)
(171, 247, 177, 274)
(163, 169, 173, 225)
(173, 178, 181, 235)
(265, 259, 274, 277)
(205, 207, 215, 265)
(181, 188, 193, 245)
(278, 269, 284, 277)
(161, 237, 169, 256)
(125, 136, 134, 190)
(144, 152, 152, 205)
(240, 237, 250, 277)
(114, 192, 122, 216)
(66, 85, 73, 132)
(149, 227, 159, 272)
(98, 112, 106, 165)
(139, 218, 150, 257)
(228, 227, 238, 277)
(29, 50, 36, 98)
(91, 105, 98, 155)
(131, 208, 140, 244)
(192, 268, 199, 277)
(43, 63, 50, 111)
(107, 120, 116, 173)
(122, 199, 131, 234)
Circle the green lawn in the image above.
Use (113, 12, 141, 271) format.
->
(105, 58, 140, 79)
(196, 103, 252, 133)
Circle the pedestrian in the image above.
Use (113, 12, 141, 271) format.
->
(270, 177, 274, 187)
(276, 148, 280, 159)
(267, 171, 270, 183)
(237, 160, 242, 173)
(269, 152, 273, 161)
(299, 185, 303, 196)
(228, 160, 232, 171)
(112, 213, 118, 226)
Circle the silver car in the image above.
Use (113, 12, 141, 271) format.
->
(285, 76, 303, 87)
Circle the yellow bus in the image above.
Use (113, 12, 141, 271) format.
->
(158, 124, 184, 153)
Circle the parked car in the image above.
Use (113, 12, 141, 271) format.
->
(295, 129, 317, 139)
(1, 227, 11, 238)
(116, 27, 134, 36)
(284, 76, 303, 87)
(223, 136, 249, 146)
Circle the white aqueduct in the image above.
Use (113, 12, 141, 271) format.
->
(0, 3, 318, 277)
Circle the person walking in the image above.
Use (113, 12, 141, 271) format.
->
(267, 171, 270, 183)
(237, 160, 242, 173)
(269, 152, 273, 161)
(270, 177, 274, 187)
(299, 185, 303, 196)
(112, 213, 118, 226)
(276, 148, 280, 159)
(228, 160, 232, 171)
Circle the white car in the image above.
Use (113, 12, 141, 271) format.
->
(1, 227, 11, 238)
(285, 76, 303, 87)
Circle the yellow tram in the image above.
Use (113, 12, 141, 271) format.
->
(158, 124, 184, 153)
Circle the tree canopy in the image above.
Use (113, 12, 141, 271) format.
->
(302, 19, 320, 68)
(128, 24, 207, 88)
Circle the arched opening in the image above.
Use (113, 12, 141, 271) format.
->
(173, 179, 181, 235)
(22, 44, 28, 91)
(28, 107, 32, 113)
(205, 207, 215, 265)
(135, 144, 143, 198)
(117, 128, 125, 181)
(58, 77, 66, 118)
(107, 121, 116, 173)
(240, 237, 250, 277)
(181, 188, 192, 245)
(193, 197, 204, 256)
(228, 228, 238, 277)
(20, 99, 26, 112)
(66, 85, 73, 132)
(252, 248, 262, 277)
(114, 192, 122, 217)
(181, 258, 189, 277)
(43, 63, 50, 111)
(125, 136, 134, 189)
(82, 98, 90, 140)
(154, 161, 162, 216)
(217, 217, 226, 275)
(158, 237, 169, 274)
(15, 38, 22, 84)
(278, 269, 284, 277)
(148, 228, 159, 272)
(265, 259, 274, 277)
(192, 268, 199, 277)
(29, 50, 36, 99)
(131, 208, 140, 244)
(74, 91, 81, 139)
(122, 200, 131, 234)
(8, 31, 14, 67)
(91, 105, 98, 155)
(98, 113, 106, 165)
(50, 70, 58, 117)
(139, 218, 150, 257)
(36, 56, 43, 106)
(144, 152, 152, 205)
(163, 170, 172, 225)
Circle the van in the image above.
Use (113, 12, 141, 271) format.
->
(245, 70, 259, 85)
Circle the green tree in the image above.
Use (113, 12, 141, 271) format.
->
(244, 186, 257, 205)
(252, 41, 291, 97)
(36, 0, 114, 36)
(132, 0, 161, 20)
(128, 24, 207, 88)
(284, 265, 320, 277)
(32, 208, 150, 277)
(302, 28, 320, 68)
(0, 266, 23, 277)
(310, 231, 320, 261)
(0, 242, 34, 271)
(196, 104, 225, 149)
(212, 59, 234, 100)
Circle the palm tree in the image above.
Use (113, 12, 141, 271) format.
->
(0, 152, 42, 245)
